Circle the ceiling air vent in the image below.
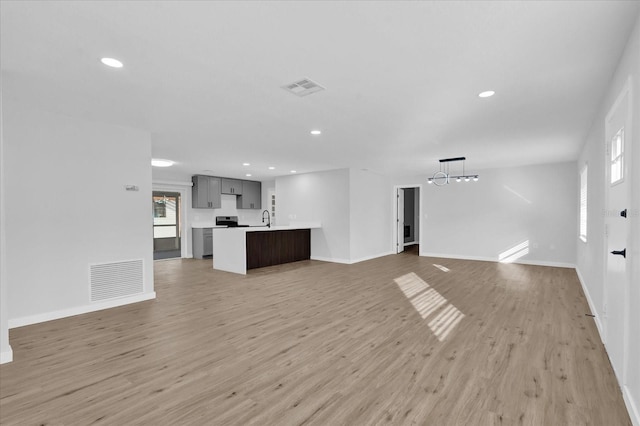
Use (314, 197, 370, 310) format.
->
(281, 78, 325, 97)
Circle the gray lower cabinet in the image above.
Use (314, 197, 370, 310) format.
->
(192, 228, 213, 259)
(237, 180, 261, 209)
(221, 178, 243, 195)
(192, 175, 221, 209)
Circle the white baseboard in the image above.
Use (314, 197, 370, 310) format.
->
(8, 292, 156, 329)
(0, 347, 13, 364)
(310, 256, 351, 264)
(420, 252, 575, 269)
(623, 385, 640, 426)
(575, 267, 604, 339)
(312, 251, 395, 265)
(349, 251, 395, 264)
(421, 252, 494, 262)
(513, 259, 576, 269)
(575, 268, 638, 426)
(622, 386, 640, 426)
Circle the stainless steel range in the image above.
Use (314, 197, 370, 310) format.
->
(215, 216, 249, 227)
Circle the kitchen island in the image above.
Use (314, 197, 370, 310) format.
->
(212, 224, 321, 274)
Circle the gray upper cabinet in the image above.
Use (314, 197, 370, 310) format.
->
(237, 180, 261, 209)
(192, 175, 221, 209)
(221, 178, 243, 195)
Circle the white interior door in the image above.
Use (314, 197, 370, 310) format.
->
(604, 84, 630, 381)
(397, 188, 404, 253)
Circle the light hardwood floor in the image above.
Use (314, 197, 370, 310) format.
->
(0, 251, 631, 425)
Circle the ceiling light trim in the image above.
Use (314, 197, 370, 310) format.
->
(101, 57, 123, 68)
(152, 158, 174, 167)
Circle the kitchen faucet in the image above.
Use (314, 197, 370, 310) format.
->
(262, 209, 271, 228)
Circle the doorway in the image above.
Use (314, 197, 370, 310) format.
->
(394, 185, 421, 254)
(153, 191, 181, 260)
(603, 79, 631, 382)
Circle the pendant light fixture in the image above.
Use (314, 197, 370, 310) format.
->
(427, 157, 479, 186)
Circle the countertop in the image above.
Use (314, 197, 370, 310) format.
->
(211, 223, 322, 232)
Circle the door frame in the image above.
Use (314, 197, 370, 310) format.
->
(152, 181, 191, 259)
(152, 191, 182, 258)
(603, 76, 633, 382)
(392, 184, 423, 255)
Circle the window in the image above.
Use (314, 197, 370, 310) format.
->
(610, 128, 624, 184)
(579, 164, 587, 242)
(154, 200, 167, 218)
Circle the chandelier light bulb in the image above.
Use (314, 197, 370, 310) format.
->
(473, 176, 479, 181)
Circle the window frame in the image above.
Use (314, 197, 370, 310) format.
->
(609, 127, 624, 186)
(579, 163, 588, 243)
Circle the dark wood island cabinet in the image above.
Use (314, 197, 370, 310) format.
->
(245, 229, 311, 270)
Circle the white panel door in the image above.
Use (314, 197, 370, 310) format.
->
(604, 83, 631, 382)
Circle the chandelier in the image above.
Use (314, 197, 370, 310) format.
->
(427, 157, 479, 186)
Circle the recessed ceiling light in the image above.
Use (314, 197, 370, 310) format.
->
(290, 170, 297, 174)
(246, 173, 252, 177)
(151, 159, 174, 167)
(268, 166, 275, 170)
(478, 90, 495, 98)
(242, 162, 250, 166)
(101, 57, 123, 68)
(310, 130, 322, 135)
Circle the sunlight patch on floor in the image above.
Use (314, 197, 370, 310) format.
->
(433, 264, 450, 272)
(411, 288, 447, 319)
(394, 272, 429, 298)
(393, 272, 464, 341)
(428, 303, 465, 341)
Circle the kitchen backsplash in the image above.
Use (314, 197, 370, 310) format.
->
(191, 194, 263, 225)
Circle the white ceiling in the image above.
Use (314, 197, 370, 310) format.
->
(2, 1, 639, 180)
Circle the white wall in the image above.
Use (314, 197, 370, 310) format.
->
(349, 169, 394, 262)
(577, 13, 640, 425)
(0, 89, 12, 363)
(276, 169, 351, 262)
(4, 100, 155, 326)
(275, 169, 394, 264)
(395, 162, 577, 267)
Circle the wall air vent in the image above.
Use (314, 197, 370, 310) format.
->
(281, 78, 325, 97)
(90, 259, 144, 302)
